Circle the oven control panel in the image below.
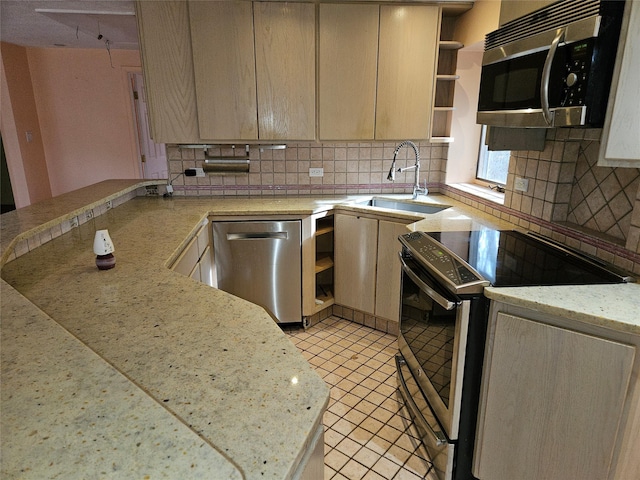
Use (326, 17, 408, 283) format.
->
(399, 231, 489, 294)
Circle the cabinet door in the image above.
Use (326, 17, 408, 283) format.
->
(334, 214, 378, 314)
(474, 312, 635, 480)
(254, 2, 315, 140)
(375, 220, 409, 322)
(376, 5, 439, 140)
(318, 4, 379, 140)
(598, 0, 640, 167)
(135, 1, 200, 143)
(199, 245, 214, 287)
(189, 1, 258, 140)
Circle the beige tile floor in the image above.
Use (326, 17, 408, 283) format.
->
(286, 316, 438, 480)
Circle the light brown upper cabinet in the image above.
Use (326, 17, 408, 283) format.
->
(318, 4, 440, 141)
(135, 1, 200, 143)
(254, 2, 316, 140)
(318, 4, 379, 140)
(189, 1, 258, 141)
(189, 1, 315, 141)
(376, 5, 439, 140)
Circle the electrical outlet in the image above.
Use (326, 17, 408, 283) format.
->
(70, 216, 78, 228)
(309, 168, 324, 177)
(106, 200, 112, 210)
(514, 177, 529, 192)
(194, 167, 205, 177)
(85, 209, 94, 220)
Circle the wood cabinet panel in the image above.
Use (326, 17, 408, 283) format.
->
(172, 235, 200, 277)
(189, 1, 258, 140)
(334, 214, 378, 314)
(135, 1, 200, 143)
(375, 220, 409, 322)
(376, 5, 439, 140)
(254, 2, 315, 140)
(318, 4, 379, 140)
(598, 0, 640, 167)
(474, 312, 635, 480)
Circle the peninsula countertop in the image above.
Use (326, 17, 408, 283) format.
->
(2, 180, 640, 479)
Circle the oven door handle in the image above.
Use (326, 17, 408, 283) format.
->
(396, 355, 448, 447)
(399, 253, 458, 311)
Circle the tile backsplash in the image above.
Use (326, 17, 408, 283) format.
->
(166, 133, 640, 275)
(166, 142, 447, 196)
(502, 128, 640, 253)
(447, 128, 640, 275)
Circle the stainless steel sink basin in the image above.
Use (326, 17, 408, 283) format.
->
(354, 197, 449, 215)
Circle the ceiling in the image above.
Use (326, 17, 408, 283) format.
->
(0, 1, 138, 50)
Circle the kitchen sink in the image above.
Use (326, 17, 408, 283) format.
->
(353, 197, 449, 215)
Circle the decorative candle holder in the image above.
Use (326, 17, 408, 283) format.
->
(93, 229, 116, 270)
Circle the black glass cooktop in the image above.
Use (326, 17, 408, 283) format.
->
(424, 229, 630, 287)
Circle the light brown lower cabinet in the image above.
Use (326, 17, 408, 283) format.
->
(334, 214, 378, 314)
(375, 220, 411, 322)
(171, 223, 214, 286)
(334, 213, 409, 322)
(474, 304, 638, 480)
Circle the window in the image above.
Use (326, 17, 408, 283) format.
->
(477, 125, 509, 185)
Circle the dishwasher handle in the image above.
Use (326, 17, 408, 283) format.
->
(226, 232, 289, 240)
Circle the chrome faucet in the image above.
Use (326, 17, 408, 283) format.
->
(387, 140, 428, 199)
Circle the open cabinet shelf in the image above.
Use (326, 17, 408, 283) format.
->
(313, 214, 334, 313)
(431, 16, 463, 143)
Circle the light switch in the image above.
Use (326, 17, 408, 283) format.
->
(25, 131, 33, 143)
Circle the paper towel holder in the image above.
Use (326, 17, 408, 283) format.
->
(203, 144, 250, 174)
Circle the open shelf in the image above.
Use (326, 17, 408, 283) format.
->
(313, 214, 334, 313)
(315, 255, 334, 274)
(431, 16, 463, 142)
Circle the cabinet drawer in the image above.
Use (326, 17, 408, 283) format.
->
(172, 235, 199, 276)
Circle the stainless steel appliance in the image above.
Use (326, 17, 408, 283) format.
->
(396, 228, 633, 480)
(476, 0, 625, 128)
(212, 220, 302, 324)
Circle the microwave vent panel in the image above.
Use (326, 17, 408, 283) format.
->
(485, 0, 603, 50)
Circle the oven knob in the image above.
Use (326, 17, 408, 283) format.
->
(566, 72, 578, 87)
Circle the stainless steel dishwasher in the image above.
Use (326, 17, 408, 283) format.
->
(212, 220, 302, 324)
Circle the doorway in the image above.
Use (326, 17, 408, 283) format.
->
(1, 136, 16, 213)
(129, 73, 167, 179)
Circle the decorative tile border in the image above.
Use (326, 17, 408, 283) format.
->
(170, 182, 422, 195)
(442, 183, 640, 275)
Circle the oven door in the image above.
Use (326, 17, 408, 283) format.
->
(397, 252, 470, 441)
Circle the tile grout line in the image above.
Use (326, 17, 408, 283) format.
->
(286, 316, 437, 480)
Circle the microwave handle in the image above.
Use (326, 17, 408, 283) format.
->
(399, 253, 457, 311)
(541, 28, 565, 125)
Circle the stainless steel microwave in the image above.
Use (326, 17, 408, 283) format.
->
(476, 0, 625, 128)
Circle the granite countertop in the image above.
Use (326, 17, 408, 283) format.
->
(1, 281, 243, 479)
(1, 193, 336, 480)
(2, 181, 640, 479)
(484, 284, 640, 334)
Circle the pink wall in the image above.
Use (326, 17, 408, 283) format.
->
(1, 42, 52, 207)
(26, 47, 142, 197)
